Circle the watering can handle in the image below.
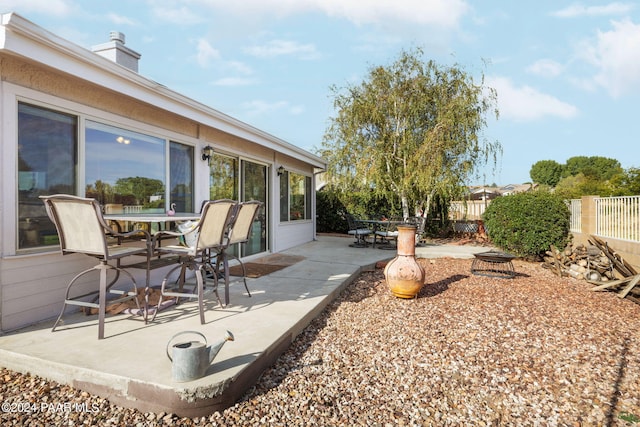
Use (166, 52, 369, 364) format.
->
(166, 331, 207, 362)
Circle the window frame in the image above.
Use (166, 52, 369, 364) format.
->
(208, 153, 270, 256)
(279, 169, 313, 222)
(11, 90, 199, 253)
(17, 102, 79, 251)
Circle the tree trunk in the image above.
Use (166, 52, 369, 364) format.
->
(401, 195, 410, 220)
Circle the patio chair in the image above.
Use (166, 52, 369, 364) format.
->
(345, 213, 372, 248)
(40, 194, 151, 340)
(374, 217, 402, 250)
(213, 200, 263, 306)
(151, 199, 237, 323)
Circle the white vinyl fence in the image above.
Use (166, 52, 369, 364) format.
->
(594, 196, 640, 242)
(451, 195, 640, 243)
(568, 199, 581, 233)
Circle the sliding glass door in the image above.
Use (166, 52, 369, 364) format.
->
(242, 160, 267, 256)
(209, 154, 268, 257)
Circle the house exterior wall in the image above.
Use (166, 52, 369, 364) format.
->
(0, 13, 325, 332)
(272, 155, 320, 252)
(1, 55, 197, 136)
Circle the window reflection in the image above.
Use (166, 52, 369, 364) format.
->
(17, 105, 195, 249)
(85, 121, 165, 213)
(209, 153, 238, 201)
(279, 170, 289, 222)
(242, 161, 267, 255)
(17, 103, 77, 249)
(280, 170, 312, 222)
(209, 155, 268, 255)
(170, 142, 194, 212)
(290, 173, 305, 220)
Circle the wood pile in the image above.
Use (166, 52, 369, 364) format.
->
(543, 243, 614, 282)
(543, 235, 640, 304)
(587, 235, 640, 304)
(588, 235, 638, 278)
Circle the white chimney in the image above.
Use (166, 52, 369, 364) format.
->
(91, 31, 141, 72)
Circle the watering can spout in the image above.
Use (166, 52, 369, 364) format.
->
(209, 330, 235, 363)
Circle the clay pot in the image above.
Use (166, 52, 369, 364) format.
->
(383, 224, 425, 298)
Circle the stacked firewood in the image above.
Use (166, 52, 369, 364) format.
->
(542, 243, 614, 282)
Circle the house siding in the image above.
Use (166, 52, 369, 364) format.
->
(0, 12, 326, 332)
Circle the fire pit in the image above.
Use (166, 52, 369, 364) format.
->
(471, 250, 516, 279)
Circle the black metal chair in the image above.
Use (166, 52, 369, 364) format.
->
(374, 217, 401, 250)
(345, 213, 372, 247)
(40, 194, 151, 340)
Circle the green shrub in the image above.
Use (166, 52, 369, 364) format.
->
(482, 191, 570, 259)
(316, 187, 401, 233)
(316, 189, 348, 233)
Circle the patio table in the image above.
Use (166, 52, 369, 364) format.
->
(104, 213, 200, 231)
(104, 213, 201, 321)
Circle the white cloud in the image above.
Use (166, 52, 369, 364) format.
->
(149, 2, 205, 25)
(552, 2, 634, 18)
(187, 0, 469, 29)
(212, 77, 257, 87)
(526, 59, 564, 78)
(226, 61, 253, 75)
(486, 76, 579, 122)
(192, 39, 255, 77)
(242, 99, 304, 117)
(106, 13, 137, 26)
(351, 31, 404, 54)
(194, 38, 220, 68)
(2, 0, 72, 16)
(289, 105, 305, 115)
(575, 19, 640, 98)
(244, 39, 320, 59)
(316, 0, 468, 28)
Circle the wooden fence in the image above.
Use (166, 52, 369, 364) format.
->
(449, 200, 488, 221)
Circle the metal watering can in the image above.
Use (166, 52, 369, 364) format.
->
(166, 330, 234, 382)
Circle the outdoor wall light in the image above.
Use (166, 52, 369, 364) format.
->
(277, 165, 285, 176)
(202, 145, 214, 163)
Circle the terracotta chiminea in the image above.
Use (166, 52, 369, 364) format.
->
(383, 224, 425, 298)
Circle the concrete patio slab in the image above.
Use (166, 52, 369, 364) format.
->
(0, 235, 491, 417)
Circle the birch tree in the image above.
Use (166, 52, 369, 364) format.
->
(320, 47, 501, 218)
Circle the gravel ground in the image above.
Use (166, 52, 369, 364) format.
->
(2, 257, 640, 426)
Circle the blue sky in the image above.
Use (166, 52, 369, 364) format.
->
(4, 0, 640, 185)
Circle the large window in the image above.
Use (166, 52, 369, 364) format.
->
(16, 102, 197, 250)
(280, 170, 312, 222)
(170, 142, 194, 212)
(85, 121, 165, 213)
(17, 103, 77, 249)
